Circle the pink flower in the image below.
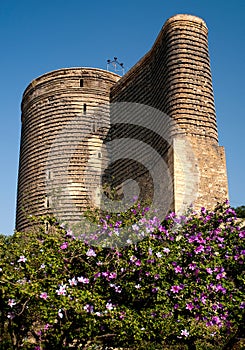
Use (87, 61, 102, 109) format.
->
(18, 255, 27, 263)
(66, 229, 73, 236)
(216, 272, 226, 280)
(194, 245, 205, 254)
(239, 231, 245, 238)
(84, 304, 94, 313)
(110, 284, 122, 293)
(86, 248, 96, 257)
(186, 303, 194, 311)
(108, 272, 117, 279)
(78, 276, 89, 284)
(8, 299, 16, 308)
(119, 311, 126, 319)
(201, 296, 207, 304)
(170, 285, 181, 293)
(215, 284, 227, 294)
(174, 266, 183, 274)
(56, 284, 67, 295)
(135, 260, 141, 266)
(93, 272, 101, 280)
(206, 268, 213, 274)
(106, 302, 114, 310)
(60, 242, 68, 250)
(188, 263, 196, 270)
(40, 292, 48, 300)
(163, 248, 170, 254)
(69, 277, 77, 286)
(212, 316, 223, 327)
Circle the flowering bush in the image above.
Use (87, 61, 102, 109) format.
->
(0, 201, 244, 349)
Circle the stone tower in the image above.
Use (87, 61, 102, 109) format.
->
(109, 14, 228, 213)
(16, 68, 120, 231)
(16, 14, 228, 232)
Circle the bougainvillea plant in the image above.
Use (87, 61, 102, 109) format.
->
(0, 200, 244, 349)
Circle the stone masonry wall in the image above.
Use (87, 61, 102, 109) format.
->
(110, 14, 228, 212)
(16, 68, 120, 231)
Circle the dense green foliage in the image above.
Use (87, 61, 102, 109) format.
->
(0, 201, 244, 349)
(234, 206, 245, 219)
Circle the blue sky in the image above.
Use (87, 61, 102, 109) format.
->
(0, 0, 244, 235)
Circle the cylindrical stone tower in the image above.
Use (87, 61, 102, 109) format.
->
(16, 68, 120, 232)
(161, 15, 228, 209)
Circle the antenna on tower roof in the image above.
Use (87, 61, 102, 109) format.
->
(107, 57, 125, 75)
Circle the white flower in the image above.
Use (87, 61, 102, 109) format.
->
(181, 329, 189, 337)
(66, 229, 73, 236)
(163, 248, 170, 254)
(69, 277, 77, 286)
(8, 299, 16, 308)
(156, 252, 162, 258)
(18, 255, 27, 263)
(77, 276, 89, 284)
(58, 309, 63, 318)
(86, 248, 96, 257)
(56, 284, 67, 295)
(106, 302, 114, 311)
(135, 284, 141, 289)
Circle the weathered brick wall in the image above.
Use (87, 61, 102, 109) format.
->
(110, 14, 228, 212)
(16, 68, 120, 231)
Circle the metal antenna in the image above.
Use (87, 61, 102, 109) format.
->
(107, 57, 125, 75)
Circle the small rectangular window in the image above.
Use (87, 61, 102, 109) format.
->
(80, 79, 84, 87)
(46, 170, 52, 180)
(45, 196, 50, 208)
(83, 103, 87, 114)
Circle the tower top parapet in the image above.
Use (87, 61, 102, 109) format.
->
(165, 14, 207, 28)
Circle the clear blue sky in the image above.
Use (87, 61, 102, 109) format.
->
(0, 0, 244, 235)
